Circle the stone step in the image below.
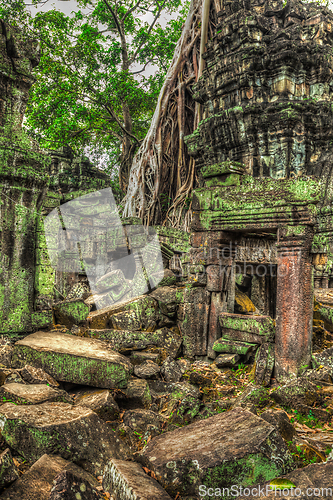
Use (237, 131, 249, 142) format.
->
(0, 402, 122, 476)
(11, 331, 132, 389)
(139, 407, 295, 498)
(103, 459, 172, 500)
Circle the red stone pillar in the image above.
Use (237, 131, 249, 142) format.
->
(275, 225, 314, 382)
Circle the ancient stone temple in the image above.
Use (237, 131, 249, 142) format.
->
(184, 0, 333, 381)
(0, 21, 110, 335)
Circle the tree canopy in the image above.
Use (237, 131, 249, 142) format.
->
(0, 0, 189, 195)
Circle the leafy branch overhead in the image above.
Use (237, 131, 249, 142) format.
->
(0, 0, 189, 192)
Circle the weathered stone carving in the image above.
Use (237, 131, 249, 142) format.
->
(184, 0, 333, 381)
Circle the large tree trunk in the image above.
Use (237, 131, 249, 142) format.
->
(122, 0, 220, 229)
(119, 101, 135, 193)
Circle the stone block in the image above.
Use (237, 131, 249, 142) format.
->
(0, 449, 19, 491)
(215, 353, 240, 368)
(19, 365, 59, 387)
(139, 408, 295, 497)
(134, 361, 160, 380)
(80, 327, 182, 358)
(271, 379, 322, 408)
(12, 331, 132, 389)
(52, 299, 90, 328)
(0, 383, 72, 405)
(177, 287, 210, 357)
(260, 409, 296, 443)
(94, 269, 127, 292)
(0, 402, 121, 475)
(72, 387, 120, 421)
(254, 343, 275, 387)
(212, 338, 257, 356)
(103, 459, 172, 500)
(206, 265, 223, 291)
(219, 313, 275, 344)
(119, 378, 152, 409)
(49, 469, 103, 500)
(0, 454, 100, 500)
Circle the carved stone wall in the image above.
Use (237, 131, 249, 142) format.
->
(184, 0, 333, 381)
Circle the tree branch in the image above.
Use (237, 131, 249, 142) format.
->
(104, 104, 141, 144)
(129, 0, 167, 66)
(123, 0, 143, 22)
(131, 58, 156, 74)
(101, 0, 122, 38)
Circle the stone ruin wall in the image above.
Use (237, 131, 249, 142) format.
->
(3, 0, 333, 384)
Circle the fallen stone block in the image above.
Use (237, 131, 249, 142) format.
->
(0, 454, 100, 500)
(0, 449, 19, 490)
(120, 378, 152, 409)
(213, 338, 257, 356)
(11, 331, 132, 389)
(53, 299, 90, 328)
(271, 378, 323, 408)
(219, 313, 275, 344)
(150, 286, 183, 317)
(49, 469, 103, 500)
(87, 295, 168, 331)
(177, 287, 210, 357)
(19, 365, 59, 387)
(122, 409, 166, 438)
(94, 269, 127, 292)
(139, 407, 295, 497)
(134, 360, 160, 379)
(254, 343, 275, 386)
(215, 353, 240, 368)
(0, 368, 24, 386)
(0, 402, 121, 475)
(102, 459, 172, 500)
(0, 345, 13, 368)
(151, 269, 177, 288)
(78, 327, 182, 358)
(260, 409, 296, 443)
(160, 356, 183, 383)
(0, 383, 72, 405)
(129, 351, 160, 365)
(232, 383, 271, 409)
(72, 387, 120, 421)
(292, 404, 332, 423)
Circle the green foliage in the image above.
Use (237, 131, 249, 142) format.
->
(286, 407, 323, 429)
(0, 0, 189, 181)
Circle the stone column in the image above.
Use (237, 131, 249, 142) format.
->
(0, 156, 48, 334)
(275, 225, 314, 382)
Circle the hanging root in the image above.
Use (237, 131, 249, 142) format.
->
(122, 0, 219, 229)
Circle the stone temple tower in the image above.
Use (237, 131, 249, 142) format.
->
(185, 0, 333, 381)
(0, 21, 50, 335)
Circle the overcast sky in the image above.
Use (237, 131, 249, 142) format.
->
(28, 0, 176, 28)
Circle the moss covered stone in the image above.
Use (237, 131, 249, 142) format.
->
(139, 407, 295, 498)
(0, 383, 72, 405)
(0, 402, 121, 476)
(11, 331, 133, 389)
(213, 338, 257, 356)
